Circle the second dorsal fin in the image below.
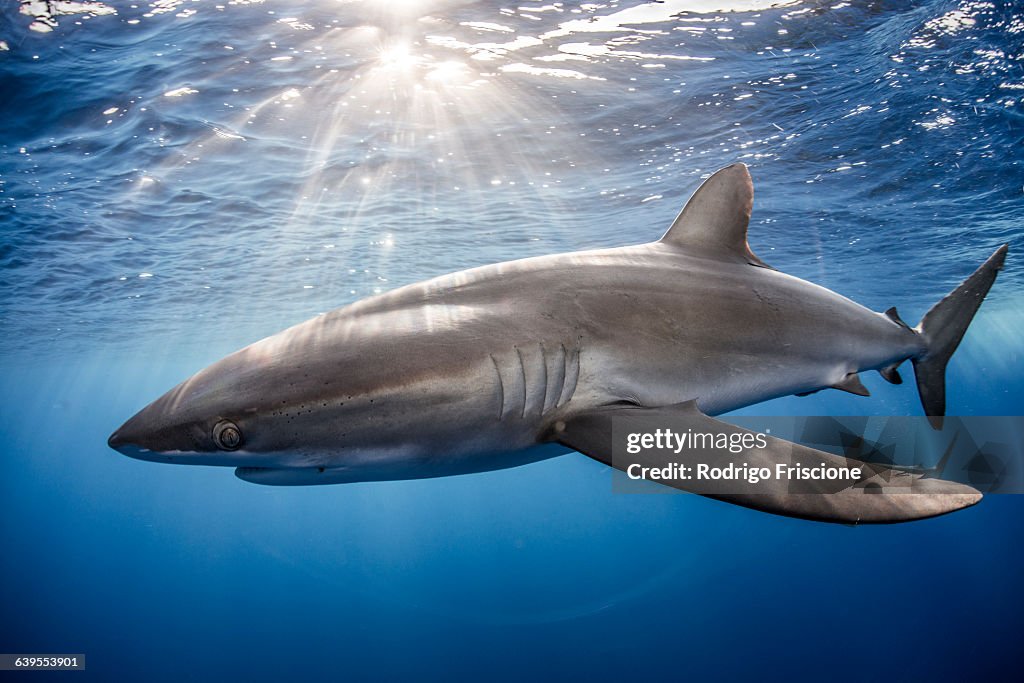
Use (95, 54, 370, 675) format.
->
(660, 163, 771, 268)
(884, 306, 911, 330)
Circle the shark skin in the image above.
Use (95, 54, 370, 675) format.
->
(109, 164, 1007, 524)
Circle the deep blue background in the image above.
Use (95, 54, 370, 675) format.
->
(1, 1, 1022, 681)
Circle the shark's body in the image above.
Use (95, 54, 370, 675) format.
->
(109, 164, 1007, 523)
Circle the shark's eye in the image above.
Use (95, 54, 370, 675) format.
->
(212, 420, 242, 451)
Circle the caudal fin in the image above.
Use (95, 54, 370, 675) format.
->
(913, 244, 1008, 428)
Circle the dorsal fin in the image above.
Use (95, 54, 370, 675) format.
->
(660, 163, 771, 268)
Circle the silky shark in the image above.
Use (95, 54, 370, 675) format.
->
(109, 164, 1008, 524)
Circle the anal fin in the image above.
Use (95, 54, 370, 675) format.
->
(833, 372, 870, 396)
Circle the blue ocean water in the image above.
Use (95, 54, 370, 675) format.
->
(1, 0, 1022, 680)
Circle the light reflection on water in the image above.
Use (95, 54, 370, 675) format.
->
(1, 0, 1021, 363)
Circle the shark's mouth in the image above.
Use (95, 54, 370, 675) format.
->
(234, 466, 334, 486)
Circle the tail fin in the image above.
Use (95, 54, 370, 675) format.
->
(913, 244, 1008, 428)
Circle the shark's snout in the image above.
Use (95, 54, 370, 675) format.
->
(107, 428, 127, 451)
(109, 408, 145, 448)
(107, 407, 160, 459)
(107, 377, 266, 466)
(107, 387, 206, 461)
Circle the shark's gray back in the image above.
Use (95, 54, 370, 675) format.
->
(256, 240, 903, 423)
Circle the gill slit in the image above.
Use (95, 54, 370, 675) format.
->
(537, 342, 549, 419)
(490, 354, 504, 421)
(558, 344, 580, 408)
(515, 345, 527, 419)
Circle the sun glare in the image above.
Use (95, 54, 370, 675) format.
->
(137, 0, 615, 291)
(377, 42, 420, 72)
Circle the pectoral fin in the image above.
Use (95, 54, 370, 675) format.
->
(551, 402, 981, 525)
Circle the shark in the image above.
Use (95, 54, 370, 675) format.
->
(108, 164, 1008, 524)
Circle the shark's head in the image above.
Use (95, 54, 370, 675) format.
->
(107, 334, 355, 468)
(110, 364, 265, 468)
(108, 382, 256, 467)
(107, 318, 474, 473)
